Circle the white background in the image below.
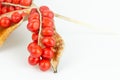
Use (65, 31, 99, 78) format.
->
(0, 0, 120, 80)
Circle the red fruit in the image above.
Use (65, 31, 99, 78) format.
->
(21, 11, 28, 17)
(30, 8, 37, 14)
(5, 0, 12, 3)
(39, 6, 49, 12)
(27, 19, 40, 33)
(0, 17, 11, 28)
(42, 17, 54, 28)
(28, 56, 39, 66)
(42, 28, 54, 36)
(1, 6, 8, 14)
(20, 0, 32, 6)
(12, 0, 20, 4)
(0, 0, 5, 2)
(11, 12, 22, 23)
(39, 59, 51, 71)
(0, 3, 2, 8)
(0, 7, 2, 15)
(27, 42, 37, 52)
(30, 45, 43, 58)
(28, 12, 40, 22)
(15, 6, 22, 10)
(42, 10, 54, 19)
(42, 48, 54, 59)
(32, 33, 38, 42)
(42, 37, 55, 47)
(8, 6, 15, 12)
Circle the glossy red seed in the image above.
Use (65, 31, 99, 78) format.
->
(28, 56, 39, 66)
(42, 17, 54, 28)
(0, 3, 2, 15)
(42, 48, 54, 59)
(27, 19, 40, 33)
(39, 6, 49, 13)
(27, 42, 37, 53)
(12, 0, 20, 4)
(1, 6, 8, 14)
(8, 6, 15, 12)
(42, 10, 54, 19)
(0, 7, 2, 15)
(21, 11, 28, 17)
(0, 3, 1, 10)
(30, 8, 37, 14)
(30, 45, 43, 58)
(32, 33, 38, 42)
(0, 0, 5, 2)
(5, 0, 12, 3)
(28, 12, 40, 22)
(39, 59, 51, 71)
(0, 17, 11, 28)
(42, 28, 54, 36)
(11, 12, 22, 23)
(42, 37, 55, 47)
(20, 0, 32, 6)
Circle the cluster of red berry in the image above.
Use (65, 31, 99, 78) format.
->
(0, 0, 63, 73)
(0, 3, 23, 15)
(0, 11, 23, 28)
(0, 0, 32, 6)
(27, 6, 56, 71)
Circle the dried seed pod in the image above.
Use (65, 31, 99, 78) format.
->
(27, 6, 64, 73)
(0, 9, 31, 46)
(51, 32, 64, 73)
(0, 0, 34, 16)
(37, 8, 64, 73)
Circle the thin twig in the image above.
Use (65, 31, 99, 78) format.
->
(37, 9, 43, 46)
(54, 13, 93, 27)
(54, 13, 119, 35)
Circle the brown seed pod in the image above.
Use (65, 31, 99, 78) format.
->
(51, 32, 64, 73)
(0, 1, 35, 16)
(0, 9, 31, 47)
(36, 8, 64, 73)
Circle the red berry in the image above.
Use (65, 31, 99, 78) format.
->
(32, 33, 38, 42)
(28, 12, 40, 22)
(27, 42, 37, 52)
(30, 8, 37, 14)
(42, 28, 54, 36)
(42, 17, 54, 28)
(42, 10, 54, 19)
(42, 37, 55, 47)
(28, 56, 39, 66)
(0, 3, 1, 9)
(11, 12, 22, 23)
(39, 6, 49, 13)
(27, 19, 40, 33)
(21, 11, 28, 17)
(5, 0, 12, 3)
(0, 17, 11, 28)
(30, 45, 43, 58)
(20, 0, 32, 6)
(0, 7, 2, 15)
(15, 6, 22, 10)
(1, 6, 8, 14)
(12, 0, 20, 4)
(42, 48, 54, 59)
(39, 59, 51, 71)
(8, 6, 15, 12)
(0, 0, 5, 2)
